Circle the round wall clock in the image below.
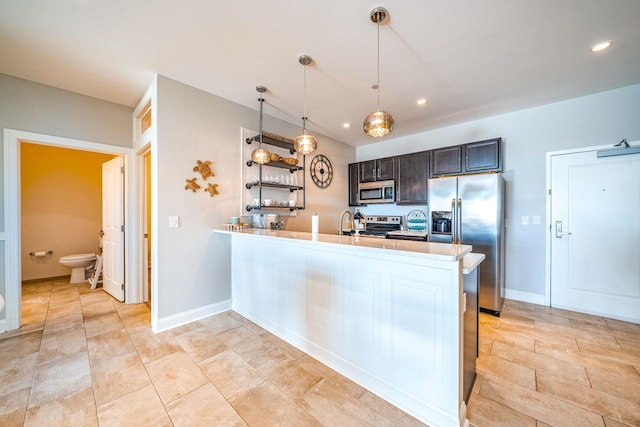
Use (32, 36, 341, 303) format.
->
(310, 154, 333, 188)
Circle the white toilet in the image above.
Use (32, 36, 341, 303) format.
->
(59, 253, 97, 283)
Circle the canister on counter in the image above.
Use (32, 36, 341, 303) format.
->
(253, 213, 265, 229)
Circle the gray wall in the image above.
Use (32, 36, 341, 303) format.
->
(0, 74, 132, 146)
(153, 76, 356, 320)
(357, 83, 640, 301)
(0, 73, 133, 321)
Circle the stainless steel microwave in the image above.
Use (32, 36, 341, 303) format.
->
(358, 180, 395, 204)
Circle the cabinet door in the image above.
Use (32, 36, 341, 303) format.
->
(431, 146, 462, 177)
(359, 160, 377, 182)
(377, 157, 396, 181)
(348, 163, 360, 206)
(396, 151, 429, 205)
(464, 138, 502, 173)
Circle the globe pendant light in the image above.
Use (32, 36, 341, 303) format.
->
(293, 55, 318, 155)
(363, 7, 394, 138)
(251, 86, 270, 165)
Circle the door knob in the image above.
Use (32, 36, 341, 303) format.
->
(555, 221, 572, 238)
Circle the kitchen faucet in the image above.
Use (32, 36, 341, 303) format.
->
(339, 209, 354, 235)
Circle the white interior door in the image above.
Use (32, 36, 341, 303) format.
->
(102, 157, 125, 301)
(550, 149, 640, 323)
(143, 152, 151, 303)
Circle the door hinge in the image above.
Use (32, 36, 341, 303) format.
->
(548, 189, 551, 195)
(121, 225, 125, 232)
(120, 166, 125, 173)
(121, 283, 125, 291)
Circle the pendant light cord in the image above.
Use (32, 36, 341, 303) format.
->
(376, 12, 381, 111)
(302, 64, 308, 133)
(259, 96, 264, 147)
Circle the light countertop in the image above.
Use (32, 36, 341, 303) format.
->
(462, 253, 485, 274)
(214, 228, 472, 262)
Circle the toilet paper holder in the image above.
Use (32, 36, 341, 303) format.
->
(29, 250, 53, 257)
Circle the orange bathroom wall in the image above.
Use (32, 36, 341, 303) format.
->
(20, 142, 117, 281)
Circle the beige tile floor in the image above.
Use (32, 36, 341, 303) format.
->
(1, 279, 639, 426)
(0, 279, 423, 426)
(469, 299, 640, 427)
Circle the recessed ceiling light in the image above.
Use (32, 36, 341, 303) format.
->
(590, 41, 612, 53)
(417, 98, 428, 106)
(343, 122, 350, 129)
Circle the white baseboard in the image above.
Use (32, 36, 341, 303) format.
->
(153, 299, 232, 333)
(505, 289, 546, 306)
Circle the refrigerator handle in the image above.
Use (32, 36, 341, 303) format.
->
(451, 198, 457, 244)
(457, 198, 462, 244)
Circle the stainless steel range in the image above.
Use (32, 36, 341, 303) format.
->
(359, 215, 401, 238)
(359, 215, 428, 241)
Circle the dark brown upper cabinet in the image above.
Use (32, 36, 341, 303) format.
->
(464, 138, 502, 173)
(431, 146, 462, 177)
(348, 162, 360, 206)
(396, 151, 429, 205)
(359, 157, 396, 182)
(431, 138, 502, 177)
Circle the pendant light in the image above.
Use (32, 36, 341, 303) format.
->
(251, 86, 270, 165)
(363, 7, 394, 138)
(293, 55, 318, 155)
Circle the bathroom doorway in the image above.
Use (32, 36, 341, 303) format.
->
(3, 129, 141, 331)
(20, 143, 117, 284)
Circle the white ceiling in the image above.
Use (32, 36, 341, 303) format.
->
(1, 1, 639, 146)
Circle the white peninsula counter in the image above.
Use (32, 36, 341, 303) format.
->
(214, 228, 477, 427)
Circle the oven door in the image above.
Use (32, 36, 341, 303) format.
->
(386, 231, 428, 241)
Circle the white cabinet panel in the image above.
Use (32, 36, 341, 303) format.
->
(391, 278, 441, 375)
(306, 255, 335, 346)
(229, 234, 465, 427)
(285, 252, 308, 335)
(342, 269, 380, 353)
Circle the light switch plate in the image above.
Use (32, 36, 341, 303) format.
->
(521, 215, 529, 225)
(532, 215, 541, 225)
(169, 216, 180, 228)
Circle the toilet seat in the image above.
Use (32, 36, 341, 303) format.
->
(59, 253, 96, 263)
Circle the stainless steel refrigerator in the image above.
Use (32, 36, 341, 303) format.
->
(428, 173, 505, 314)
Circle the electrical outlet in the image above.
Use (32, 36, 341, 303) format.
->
(169, 216, 180, 228)
(532, 215, 541, 225)
(521, 216, 529, 225)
